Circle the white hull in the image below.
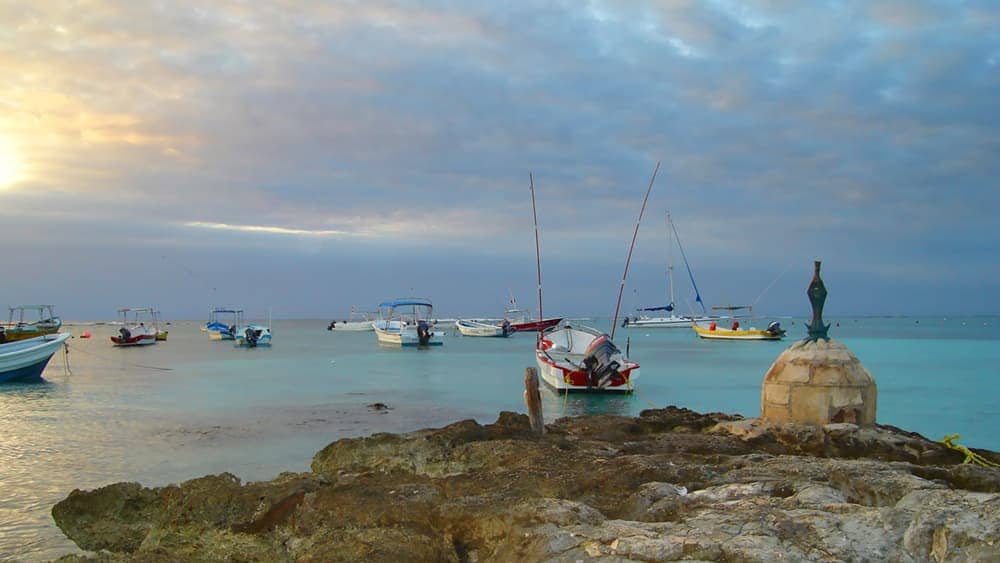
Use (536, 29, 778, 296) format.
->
(455, 320, 509, 337)
(0, 333, 70, 381)
(626, 315, 719, 328)
(110, 325, 159, 346)
(330, 321, 374, 332)
(373, 321, 442, 346)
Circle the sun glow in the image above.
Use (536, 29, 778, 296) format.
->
(0, 138, 25, 189)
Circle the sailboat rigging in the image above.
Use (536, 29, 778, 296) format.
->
(626, 212, 718, 328)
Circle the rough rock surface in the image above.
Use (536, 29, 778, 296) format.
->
(52, 407, 1000, 562)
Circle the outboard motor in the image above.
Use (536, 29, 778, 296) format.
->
(581, 334, 621, 389)
(327, 321, 335, 331)
(416, 321, 432, 346)
(228, 325, 236, 338)
(119, 327, 131, 341)
(245, 327, 258, 347)
(501, 319, 511, 337)
(766, 321, 785, 337)
(0, 326, 5, 343)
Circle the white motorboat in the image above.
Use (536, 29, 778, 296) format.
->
(373, 298, 443, 347)
(455, 318, 511, 337)
(109, 308, 159, 346)
(327, 310, 375, 332)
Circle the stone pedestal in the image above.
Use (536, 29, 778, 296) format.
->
(761, 339, 876, 426)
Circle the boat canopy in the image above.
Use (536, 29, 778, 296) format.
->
(379, 298, 433, 309)
(118, 307, 154, 313)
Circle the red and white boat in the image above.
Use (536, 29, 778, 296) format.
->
(109, 307, 159, 347)
(526, 164, 658, 394)
(536, 324, 638, 392)
(504, 308, 562, 332)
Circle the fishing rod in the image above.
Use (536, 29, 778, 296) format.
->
(530, 173, 543, 341)
(610, 161, 660, 340)
(751, 262, 793, 309)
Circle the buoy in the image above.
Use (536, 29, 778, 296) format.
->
(80, 331, 92, 339)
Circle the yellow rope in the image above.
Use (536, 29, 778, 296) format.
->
(631, 384, 658, 409)
(941, 434, 1000, 468)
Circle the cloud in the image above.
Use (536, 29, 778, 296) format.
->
(0, 0, 997, 316)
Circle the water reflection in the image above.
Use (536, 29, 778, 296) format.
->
(0, 380, 60, 401)
(539, 386, 634, 420)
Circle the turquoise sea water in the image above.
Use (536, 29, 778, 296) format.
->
(1, 316, 998, 560)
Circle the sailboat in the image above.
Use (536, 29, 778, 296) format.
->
(533, 165, 658, 393)
(626, 212, 718, 329)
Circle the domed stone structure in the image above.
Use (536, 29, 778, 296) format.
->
(761, 339, 876, 425)
(760, 261, 877, 426)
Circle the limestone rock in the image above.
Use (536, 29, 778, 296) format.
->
(52, 407, 1000, 562)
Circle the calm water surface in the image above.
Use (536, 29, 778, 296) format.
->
(1, 316, 998, 560)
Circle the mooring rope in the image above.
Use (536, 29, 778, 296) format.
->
(64, 341, 174, 371)
(941, 434, 1000, 468)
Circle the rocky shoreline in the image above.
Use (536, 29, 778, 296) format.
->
(52, 407, 999, 561)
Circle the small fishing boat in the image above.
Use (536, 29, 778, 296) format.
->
(455, 318, 512, 337)
(692, 317, 786, 341)
(535, 325, 638, 392)
(327, 309, 376, 332)
(527, 164, 658, 393)
(109, 308, 159, 346)
(373, 298, 443, 347)
(234, 324, 272, 347)
(0, 305, 62, 343)
(205, 308, 243, 340)
(502, 298, 562, 333)
(152, 310, 168, 341)
(0, 333, 71, 383)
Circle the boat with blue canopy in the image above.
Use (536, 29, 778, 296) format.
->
(373, 298, 442, 347)
(205, 307, 243, 340)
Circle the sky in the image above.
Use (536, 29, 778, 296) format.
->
(1, 0, 997, 320)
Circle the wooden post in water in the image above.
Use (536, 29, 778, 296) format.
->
(524, 367, 544, 435)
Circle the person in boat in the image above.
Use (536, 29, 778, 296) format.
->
(731, 320, 740, 331)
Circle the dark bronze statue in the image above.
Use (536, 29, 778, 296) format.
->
(806, 260, 830, 342)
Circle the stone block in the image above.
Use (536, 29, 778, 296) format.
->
(764, 384, 790, 406)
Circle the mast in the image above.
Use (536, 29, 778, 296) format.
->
(670, 215, 708, 316)
(529, 173, 544, 338)
(610, 161, 660, 340)
(667, 212, 675, 310)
